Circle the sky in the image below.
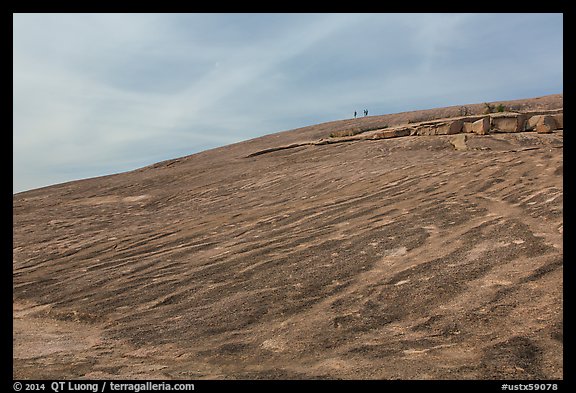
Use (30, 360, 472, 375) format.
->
(13, 13, 563, 194)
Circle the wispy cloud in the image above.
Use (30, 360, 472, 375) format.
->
(13, 13, 562, 193)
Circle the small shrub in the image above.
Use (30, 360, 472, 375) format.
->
(496, 104, 506, 112)
(483, 102, 494, 114)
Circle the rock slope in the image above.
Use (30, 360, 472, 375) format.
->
(13, 94, 563, 380)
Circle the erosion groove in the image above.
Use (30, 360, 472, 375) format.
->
(13, 94, 562, 379)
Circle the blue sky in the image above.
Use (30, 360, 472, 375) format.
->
(13, 13, 563, 193)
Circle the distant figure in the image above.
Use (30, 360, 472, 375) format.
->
(364, 109, 368, 116)
(354, 111, 357, 118)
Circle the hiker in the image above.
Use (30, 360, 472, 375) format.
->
(364, 109, 368, 116)
(354, 111, 357, 118)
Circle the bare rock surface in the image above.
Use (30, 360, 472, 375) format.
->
(13, 94, 563, 380)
